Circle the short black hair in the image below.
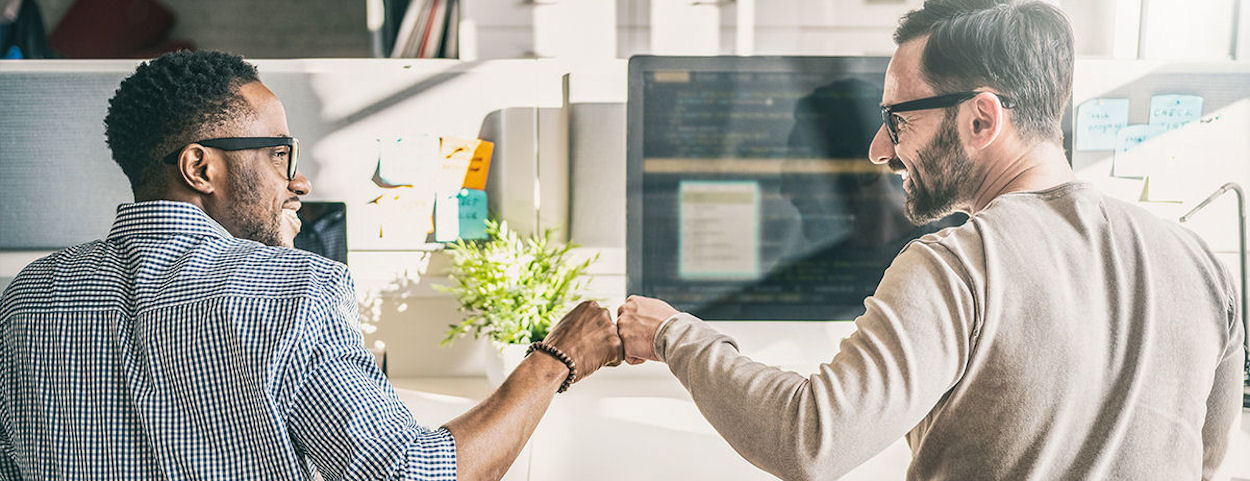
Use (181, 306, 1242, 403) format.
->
(104, 50, 259, 197)
(894, 0, 1074, 143)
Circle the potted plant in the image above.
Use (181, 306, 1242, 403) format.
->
(437, 219, 597, 385)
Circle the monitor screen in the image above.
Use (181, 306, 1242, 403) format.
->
(626, 56, 965, 321)
(294, 201, 348, 264)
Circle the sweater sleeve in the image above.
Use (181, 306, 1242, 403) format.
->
(655, 241, 979, 481)
(1199, 261, 1244, 481)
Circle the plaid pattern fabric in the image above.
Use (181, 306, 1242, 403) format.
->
(0, 201, 456, 480)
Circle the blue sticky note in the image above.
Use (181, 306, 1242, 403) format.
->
(1075, 98, 1130, 151)
(1148, 94, 1203, 131)
(457, 189, 489, 240)
(374, 134, 439, 187)
(1112, 124, 1165, 178)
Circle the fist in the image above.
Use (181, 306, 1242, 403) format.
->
(543, 300, 624, 381)
(615, 295, 679, 365)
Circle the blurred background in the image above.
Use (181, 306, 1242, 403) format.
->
(3, 0, 1246, 61)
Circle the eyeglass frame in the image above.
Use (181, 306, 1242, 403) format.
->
(162, 136, 300, 181)
(880, 91, 1015, 144)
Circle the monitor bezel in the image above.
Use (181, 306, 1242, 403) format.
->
(625, 55, 892, 313)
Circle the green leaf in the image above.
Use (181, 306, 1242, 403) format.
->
(439, 220, 596, 346)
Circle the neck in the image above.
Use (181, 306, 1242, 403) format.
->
(965, 140, 1075, 214)
(135, 188, 208, 212)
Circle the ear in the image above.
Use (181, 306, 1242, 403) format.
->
(176, 145, 218, 195)
(965, 92, 1005, 150)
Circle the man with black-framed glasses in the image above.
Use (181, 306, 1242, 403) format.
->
(0, 50, 624, 480)
(611, 0, 1243, 479)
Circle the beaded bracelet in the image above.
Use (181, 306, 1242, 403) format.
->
(527, 341, 578, 393)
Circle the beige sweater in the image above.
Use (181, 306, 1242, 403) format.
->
(655, 182, 1243, 481)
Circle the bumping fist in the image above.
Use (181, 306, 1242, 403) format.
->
(542, 300, 625, 381)
(615, 295, 679, 365)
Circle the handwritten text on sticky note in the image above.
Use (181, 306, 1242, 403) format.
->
(457, 189, 489, 240)
(1148, 94, 1203, 132)
(1076, 98, 1130, 151)
(1112, 124, 1165, 178)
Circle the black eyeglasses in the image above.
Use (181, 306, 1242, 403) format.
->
(880, 91, 1014, 144)
(162, 137, 300, 181)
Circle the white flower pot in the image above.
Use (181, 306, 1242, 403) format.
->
(484, 342, 530, 387)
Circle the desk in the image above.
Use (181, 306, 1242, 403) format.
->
(392, 373, 1250, 481)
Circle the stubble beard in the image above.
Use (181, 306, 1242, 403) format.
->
(903, 118, 972, 225)
(225, 161, 285, 247)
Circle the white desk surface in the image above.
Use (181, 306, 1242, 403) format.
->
(392, 375, 1250, 481)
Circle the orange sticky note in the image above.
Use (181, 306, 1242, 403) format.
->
(440, 137, 493, 191)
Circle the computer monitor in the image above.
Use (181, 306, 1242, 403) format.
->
(294, 201, 348, 264)
(626, 56, 965, 321)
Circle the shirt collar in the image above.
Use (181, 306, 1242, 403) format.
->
(107, 201, 234, 241)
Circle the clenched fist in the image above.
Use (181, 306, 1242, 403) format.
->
(543, 300, 625, 381)
(615, 295, 680, 365)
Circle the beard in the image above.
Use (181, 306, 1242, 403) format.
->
(225, 160, 285, 247)
(903, 117, 973, 225)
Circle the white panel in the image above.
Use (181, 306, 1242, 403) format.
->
(805, 0, 925, 28)
(1241, 0, 1250, 60)
(474, 27, 535, 59)
(616, 0, 651, 27)
(650, 0, 720, 54)
(751, 0, 802, 27)
(533, 1, 616, 59)
(798, 27, 898, 56)
(616, 26, 651, 58)
(537, 106, 569, 239)
(752, 29, 802, 54)
(461, 0, 535, 27)
(1142, 0, 1235, 60)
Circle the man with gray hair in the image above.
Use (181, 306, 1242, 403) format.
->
(611, 0, 1244, 479)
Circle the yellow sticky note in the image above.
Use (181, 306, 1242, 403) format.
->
(440, 137, 494, 191)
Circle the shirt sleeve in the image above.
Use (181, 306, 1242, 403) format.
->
(284, 265, 457, 481)
(1200, 265, 1245, 481)
(655, 241, 978, 481)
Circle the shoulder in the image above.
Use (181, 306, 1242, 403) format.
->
(197, 237, 353, 296)
(104, 234, 357, 313)
(2, 240, 109, 315)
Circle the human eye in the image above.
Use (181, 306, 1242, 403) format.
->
(892, 113, 910, 130)
(271, 147, 290, 160)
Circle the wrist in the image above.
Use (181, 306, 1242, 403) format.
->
(524, 349, 570, 383)
(527, 341, 578, 393)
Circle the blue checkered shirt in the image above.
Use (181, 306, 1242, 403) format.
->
(0, 201, 456, 480)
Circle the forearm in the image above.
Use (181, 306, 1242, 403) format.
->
(657, 315, 847, 480)
(442, 353, 567, 481)
(657, 312, 958, 481)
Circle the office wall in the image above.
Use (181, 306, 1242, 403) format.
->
(2, 57, 1246, 379)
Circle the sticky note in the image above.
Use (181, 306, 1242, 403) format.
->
(441, 137, 494, 190)
(457, 189, 489, 240)
(1112, 124, 1165, 178)
(1148, 94, 1203, 132)
(374, 135, 439, 187)
(1075, 98, 1130, 151)
(435, 189, 489, 242)
(365, 187, 434, 248)
(434, 193, 460, 243)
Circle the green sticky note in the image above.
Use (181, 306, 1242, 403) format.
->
(457, 189, 488, 240)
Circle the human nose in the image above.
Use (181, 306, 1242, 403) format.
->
(868, 124, 895, 165)
(289, 171, 311, 196)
